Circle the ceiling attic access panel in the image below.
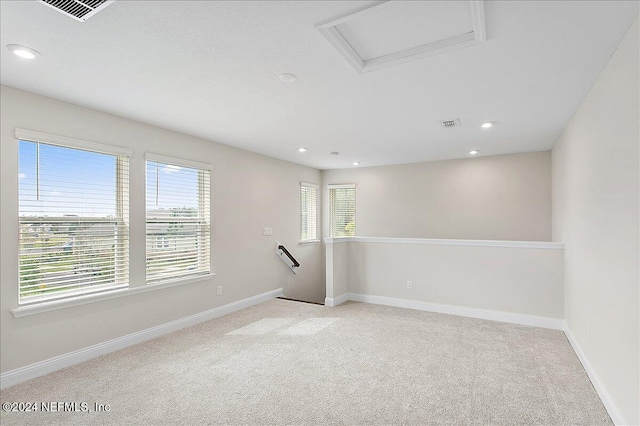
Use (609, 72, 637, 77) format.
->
(316, 0, 486, 73)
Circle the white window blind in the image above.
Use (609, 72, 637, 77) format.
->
(18, 139, 129, 305)
(146, 158, 211, 284)
(300, 182, 318, 242)
(329, 184, 356, 238)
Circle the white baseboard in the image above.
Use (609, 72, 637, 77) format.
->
(343, 293, 565, 330)
(563, 325, 627, 425)
(0, 288, 284, 390)
(324, 293, 349, 307)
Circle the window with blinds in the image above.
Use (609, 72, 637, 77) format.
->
(329, 184, 356, 238)
(146, 157, 211, 284)
(300, 182, 318, 242)
(18, 139, 129, 305)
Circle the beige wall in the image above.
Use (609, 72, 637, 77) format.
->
(326, 239, 564, 319)
(552, 17, 639, 425)
(0, 85, 324, 373)
(321, 151, 551, 241)
(324, 241, 348, 303)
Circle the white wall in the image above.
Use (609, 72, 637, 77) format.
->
(324, 241, 348, 304)
(322, 151, 551, 241)
(552, 17, 639, 425)
(0, 85, 324, 373)
(325, 238, 564, 321)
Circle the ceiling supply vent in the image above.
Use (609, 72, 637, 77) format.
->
(439, 118, 462, 128)
(40, 0, 115, 22)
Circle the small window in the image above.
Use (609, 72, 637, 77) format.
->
(146, 156, 211, 284)
(300, 182, 318, 242)
(329, 184, 356, 238)
(18, 138, 130, 304)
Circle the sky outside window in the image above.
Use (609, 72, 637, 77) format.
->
(19, 141, 117, 217)
(146, 161, 199, 212)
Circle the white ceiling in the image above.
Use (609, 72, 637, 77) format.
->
(1, 1, 637, 170)
(337, 1, 474, 60)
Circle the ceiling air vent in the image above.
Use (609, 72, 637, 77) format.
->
(40, 0, 115, 22)
(439, 118, 462, 128)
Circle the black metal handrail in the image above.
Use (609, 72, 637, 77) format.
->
(278, 245, 300, 268)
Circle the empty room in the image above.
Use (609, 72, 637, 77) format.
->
(0, 1, 638, 425)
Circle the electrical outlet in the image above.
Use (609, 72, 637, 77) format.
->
(263, 227, 273, 236)
(217, 286, 223, 296)
(407, 280, 413, 290)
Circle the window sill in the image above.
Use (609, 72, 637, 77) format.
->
(11, 273, 216, 318)
(299, 239, 320, 245)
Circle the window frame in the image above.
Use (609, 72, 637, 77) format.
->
(15, 128, 131, 306)
(300, 182, 319, 244)
(144, 153, 212, 285)
(328, 183, 356, 238)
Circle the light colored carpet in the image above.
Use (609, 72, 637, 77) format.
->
(0, 299, 611, 425)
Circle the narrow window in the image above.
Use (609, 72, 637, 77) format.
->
(300, 182, 318, 242)
(145, 158, 211, 284)
(329, 184, 356, 238)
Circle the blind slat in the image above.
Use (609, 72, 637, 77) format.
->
(18, 140, 129, 305)
(300, 183, 318, 241)
(145, 160, 210, 284)
(330, 186, 356, 238)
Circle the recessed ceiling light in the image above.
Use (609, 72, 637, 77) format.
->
(480, 121, 494, 129)
(7, 44, 40, 59)
(279, 73, 297, 83)
(353, 161, 360, 166)
(469, 150, 479, 155)
(297, 147, 307, 153)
